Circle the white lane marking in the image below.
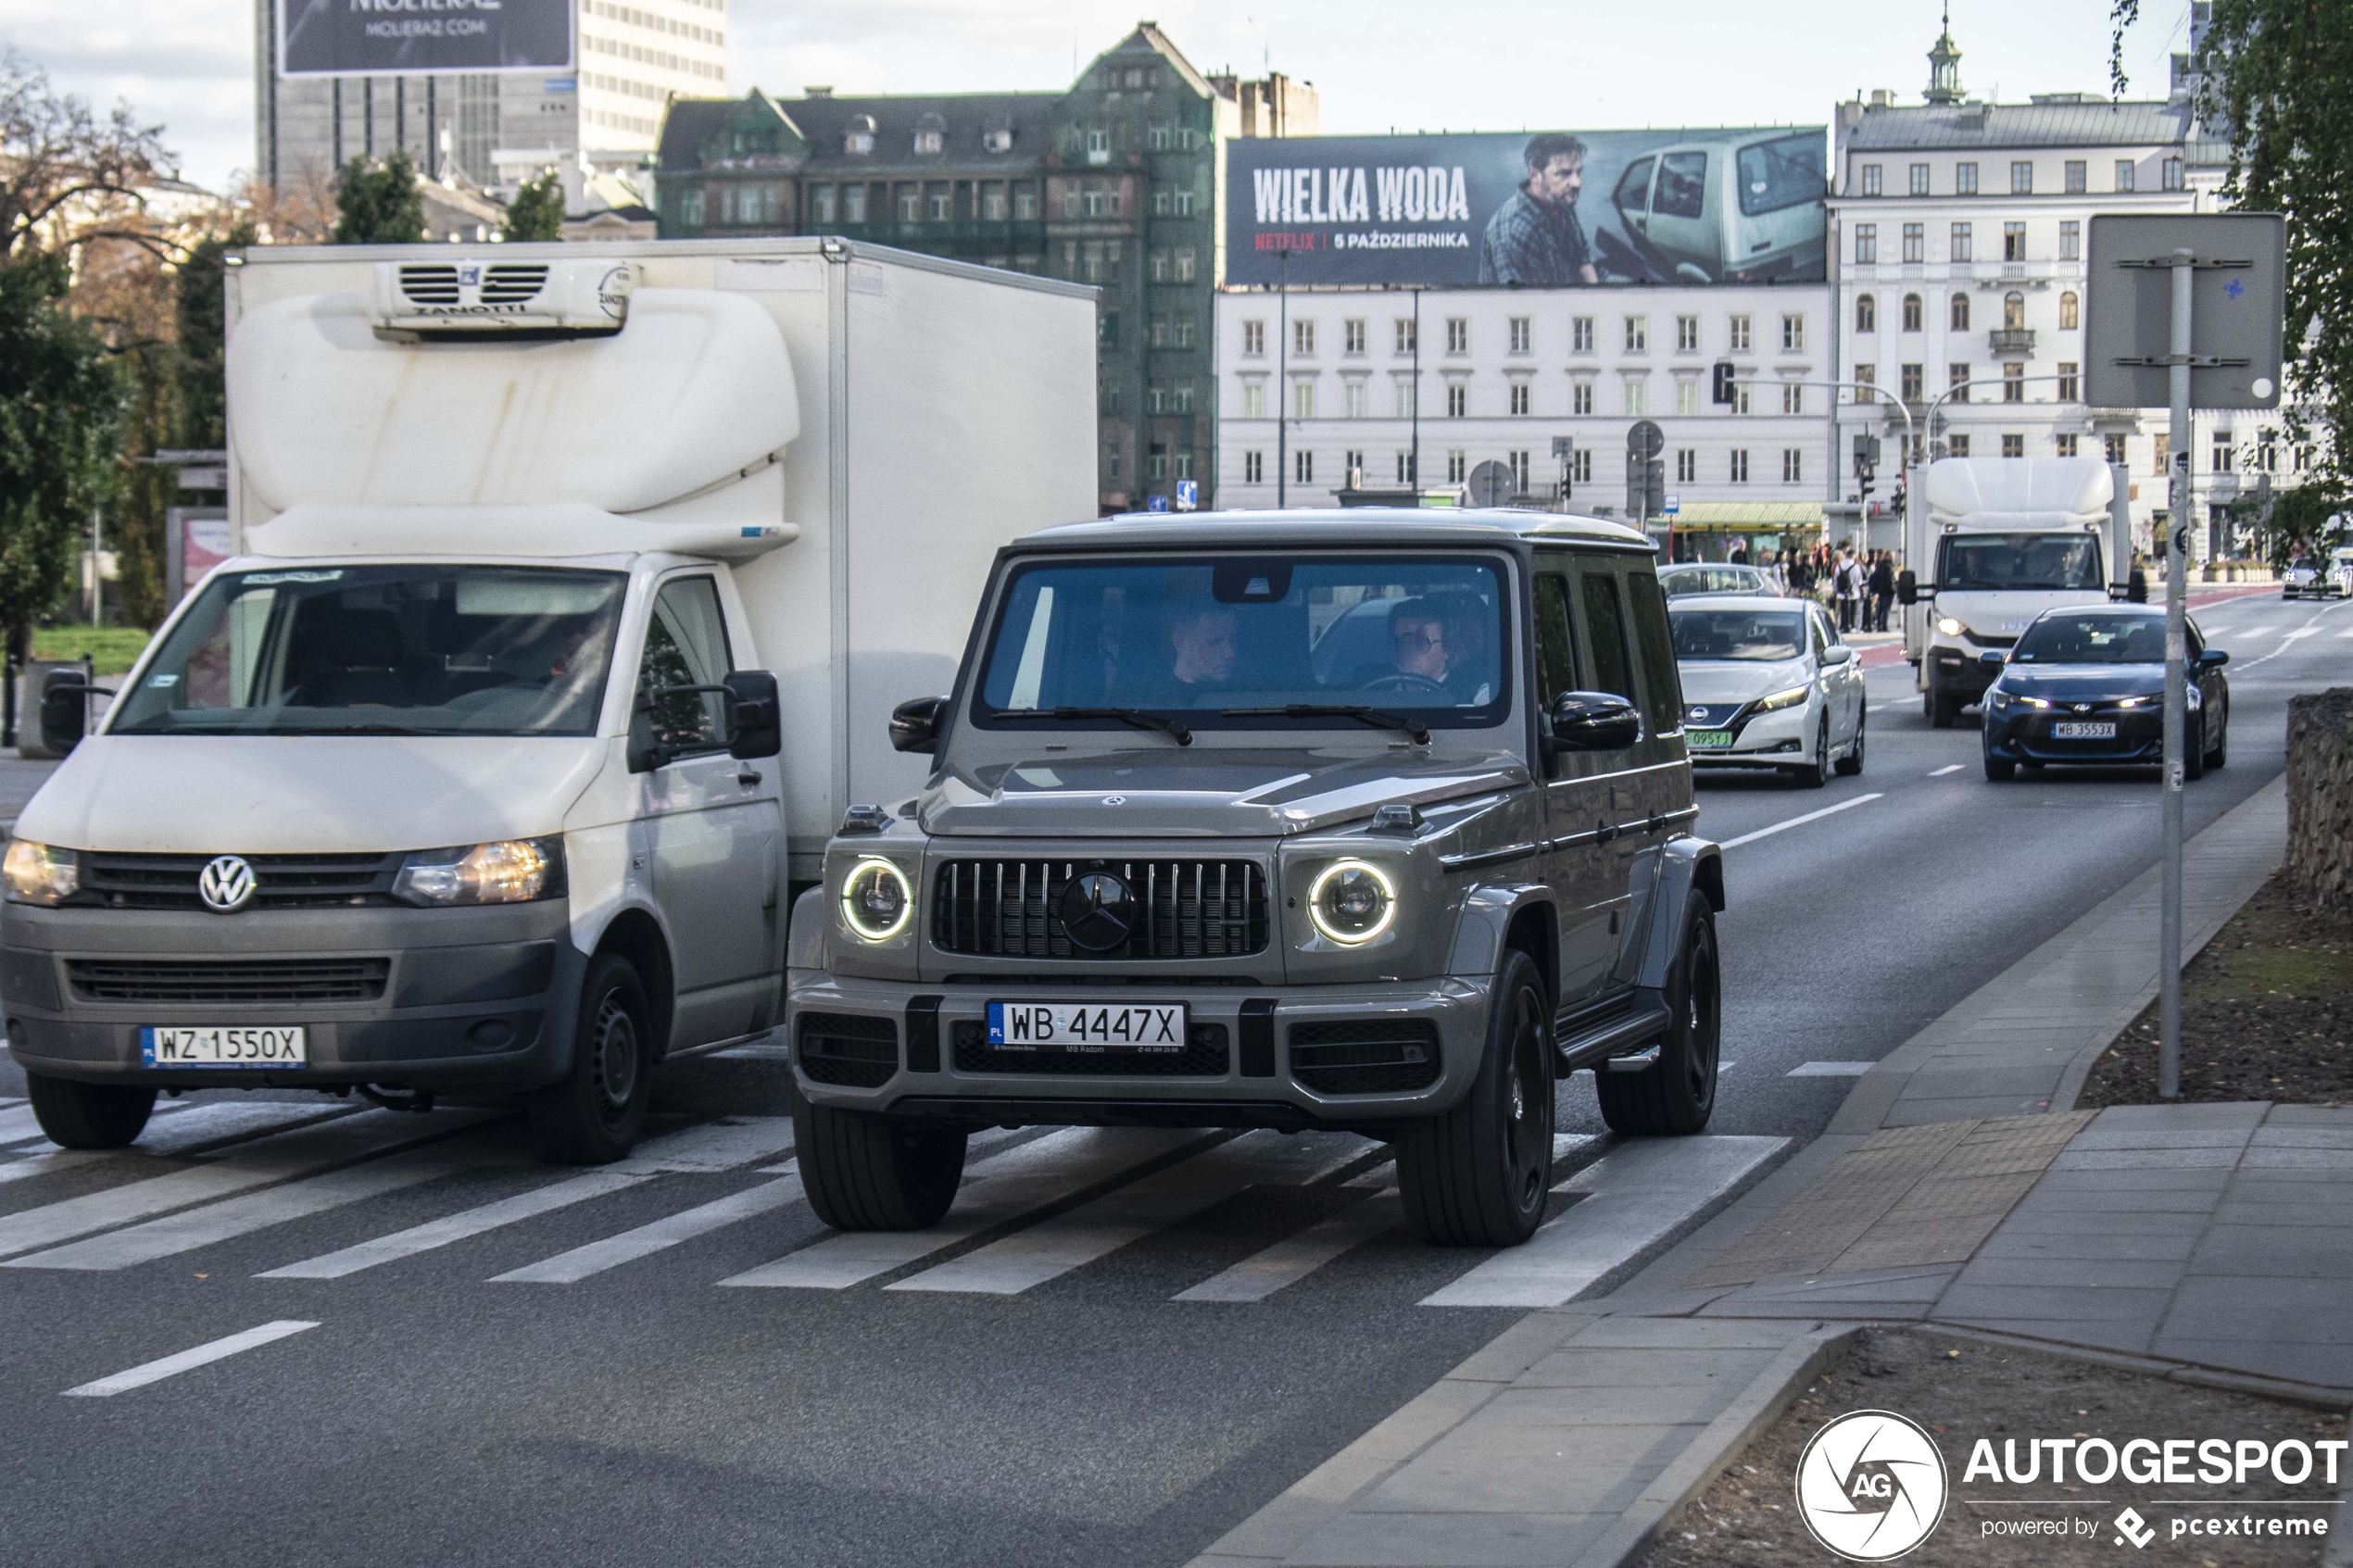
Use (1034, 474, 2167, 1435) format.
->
(0, 1096, 210, 1150)
(717, 1127, 1202, 1290)
(1928, 764, 1964, 777)
(1788, 1060, 1875, 1077)
(491, 1173, 808, 1284)
(0, 1110, 482, 1261)
(2233, 624, 2275, 637)
(251, 1117, 787, 1280)
(62, 1320, 319, 1398)
(1176, 1190, 1403, 1303)
(2230, 597, 2353, 670)
(2283, 628, 2318, 640)
(1718, 792, 1883, 850)
(0, 1099, 349, 1160)
(2337, 626, 2353, 639)
(887, 1131, 1371, 1297)
(1419, 1136, 1789, 1309)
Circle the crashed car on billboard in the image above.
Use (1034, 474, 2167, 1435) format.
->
(1226, 127, 1826, 289)
(278, 0, 575, 77)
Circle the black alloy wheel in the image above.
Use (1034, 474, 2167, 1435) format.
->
(1835, 706, 1866, 776)
(1792, 710, 1831, 788)
(528, 952, 654, 1164)
(2203, 698, 2229, 769)
(25, 1073, 157, 1149)
(1595, 905, 1721, 1135)
(1395, 949, 1554, 1248)
(797, 1101, 968, 1231)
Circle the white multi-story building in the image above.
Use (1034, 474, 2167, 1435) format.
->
(1214, 283, 1831, 542)
(254, 0, 727, 196)
(1829, 14, 2291, 559)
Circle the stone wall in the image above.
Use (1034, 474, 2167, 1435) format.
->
(2285, 687, 2353, 915)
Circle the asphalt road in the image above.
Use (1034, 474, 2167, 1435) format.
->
(0, 583, 2342, 1568)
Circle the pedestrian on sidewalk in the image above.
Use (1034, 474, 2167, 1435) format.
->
(1833, 546, 1863, 632)
(1868, 549, 1894, 632)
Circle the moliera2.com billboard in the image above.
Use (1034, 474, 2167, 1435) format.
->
(1225, 129, 1827, 289)
(278, 0, 575, 77)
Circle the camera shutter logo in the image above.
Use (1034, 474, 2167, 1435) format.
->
(197, 855, 258, 913)
(1794, 1410, 1948, 1561)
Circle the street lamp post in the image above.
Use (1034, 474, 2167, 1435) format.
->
(1732, 375, 1916, 562)
(1410, 287, 1422, 492)
(1276, 248, 1289, 509)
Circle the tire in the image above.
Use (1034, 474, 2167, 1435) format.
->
(1395, 949, 1554, 1248)
(2184, 732, 2207, 781)
(2203, 701, 2228, 769)
(26, 1073, 156, 1149)
(1595, 906, 1721, 1136)
(1983, 755, 2016, 781)
(1930, 694, 1959, 729)
(527, 952, 654, 1164)
(795, 1100, 968, 1231)
(1791, 711, 1831, 788)
(1834, 707, 1866, 776)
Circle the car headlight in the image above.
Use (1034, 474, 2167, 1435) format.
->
(2186, 685, 2202, 710)
(2115, 696, 2148, 709)
(839, 857, 913, 941)
(1309, 859, 1396, 945)
(1752, 684, 1811, 714)
(1936, 616, 1969, 638)
(2, 839, 78, 906)
(392, 836, 563, 907)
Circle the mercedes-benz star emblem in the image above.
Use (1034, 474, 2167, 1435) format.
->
(197, 855, 257, 913)
(1056, 870, 1135, 952)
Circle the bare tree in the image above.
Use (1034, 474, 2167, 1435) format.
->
(0, 48, 174, 264)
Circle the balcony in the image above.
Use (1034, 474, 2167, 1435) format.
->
(1988, 329, 2036, 357)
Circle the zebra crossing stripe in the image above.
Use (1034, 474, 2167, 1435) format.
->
(1174, 1189, 1403, 1303)
(62, 1320, 321, 1398)
(490, 1172, 807, 1284)
(887, 1131, 1369, 1297)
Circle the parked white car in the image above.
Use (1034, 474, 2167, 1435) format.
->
(1661, 563, 1776, 598)
(2284, 548, 2353, 600)
(1671, 595, 1866, 787)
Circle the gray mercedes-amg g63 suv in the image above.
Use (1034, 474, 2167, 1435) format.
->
(785, 508, 1724, 1247)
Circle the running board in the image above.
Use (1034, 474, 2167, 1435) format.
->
(1554, 993, 1674, 1073)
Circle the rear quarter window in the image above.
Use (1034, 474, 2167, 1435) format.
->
(1624, 570, 1685, 734)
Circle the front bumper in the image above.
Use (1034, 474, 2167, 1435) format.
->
(1, 901, 585, 1089)
(1983, 705, 2166, 766)
(786, 972, 1495, 1129)
(1684, 700, 1811, 770)
(1928, 644, 2000, 699)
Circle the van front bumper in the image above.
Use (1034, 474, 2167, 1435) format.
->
(1, 901, 585, 1090)
(785, 972, 1496, 1129)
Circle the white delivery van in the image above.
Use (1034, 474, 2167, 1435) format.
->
(0, 239, 1095, 1162)
(1895, 457, 2134, 727)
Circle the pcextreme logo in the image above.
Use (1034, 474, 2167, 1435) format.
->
(1795, 1410, 1950, 1561)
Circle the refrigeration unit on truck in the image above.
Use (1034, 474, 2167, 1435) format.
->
(1895, 456, 2135, 727)
(1, 240, 1095, 1163)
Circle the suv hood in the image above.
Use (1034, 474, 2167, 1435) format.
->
(923, 746, 1530, 838)
(1934, 589, 2108, 643)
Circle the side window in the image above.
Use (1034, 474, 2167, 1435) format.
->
(1809, 612, 1831, 657)
(638, 576, 734, 754)
(1622, 570, 1683, 734)
(1575, 565, 1636, 709)
(1531, 572, 1579, 707)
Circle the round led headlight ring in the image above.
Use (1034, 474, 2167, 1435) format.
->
(1309, 859, 1397, 946)
(840, 857, 913, 941)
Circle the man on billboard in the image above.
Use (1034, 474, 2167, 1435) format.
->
(1477, 134, 1600, 287)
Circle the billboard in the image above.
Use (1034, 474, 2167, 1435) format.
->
(278, 0, 574, 77)
(1225, 128, 1827, 289)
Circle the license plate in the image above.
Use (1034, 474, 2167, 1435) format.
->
(986, 1002, 1187, 1052)
(140, 1026, 308, 1067)
(1687, 729, 1734, 749)
(2051, 721, 2117, 739)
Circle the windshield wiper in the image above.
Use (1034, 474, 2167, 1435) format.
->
(264, 722, 470, 736)
(1219, 704, 1431, 744)
(989, 707, 1192, 746)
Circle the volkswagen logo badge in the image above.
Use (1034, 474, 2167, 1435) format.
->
(197, 855, 257, 913)
(1056, 870, 1135, 952)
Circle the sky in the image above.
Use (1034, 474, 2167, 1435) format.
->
(12, 0, 2200, 195)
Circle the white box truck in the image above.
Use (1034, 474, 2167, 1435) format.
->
(1896, 456, 2134, 726)
(0, 239, 1095, 1162)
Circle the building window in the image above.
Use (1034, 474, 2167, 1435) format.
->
(1174, 248, 1197, 282)
(1951, 222, 1972, 262)
(2059, 291, 2080, 330)
(1293, 319, 1315, 356)
(1148, 444, 1169, 482)
(928, 187, 952, 220)
(980, 182, 1009, 220)
(2065, 159, 2087, 194)
(1242, 320, 1265, 357)
(1443, 449, 1466, 484)
(2003, 291, 2026, 330)
(1781, 382, 1803, 415)
(1445, 383, 1466, 418)
(1625, 315, 1648, 353)
(1854, 363, 1876, 402)
(1099, 311, 1120, 350)
(1949, 362, 1971, 402)
(2056, 433, 2079, 457)
(2002, 433, 2025, 458)
(843, 184, 869, 222)
(1243, 450, 1263, 483)
(1293, 382, 1315, 420)
(1902, 293, 1922, 332)
(2116, 158, 2136, 192)
(1625, 378, 1647, 415)
(2106, 433, 2128, 465)
(2002, 362, 2025, 402)
(1509, 382, 1530, 416)
(1957, 161, 1979, 195)
(1781, 313, 1804, 351)
(809, 183, 837, 223)
(1901, 362, 1924, 402)
(1676, 447, 1696, 483)
(1394, 318, 1417, 355)
(681, 187, 707, 227)
(2003, 221, 2026, 261)
(1397, 451, 1417, 483)
(1509, 316, 1531, 354)
(2058, 220, 2081, 261)
(914, 128, 943, 156)
(1782, 448, 1803, 483)
(1343, 449, 1365, 480)
(1295, 449, 1314, 483)
(1395, 383, 1417, 418)
(1730, 449, 1750, 483)
(1446, 317, 1468, 353)
(1344, 319, 1366, 355)
(1947, 433, 1970, 458)
(1855, 223, 1878, 264)
(1856, 294, 1877, 332)
(1241, 383, 1264, 419)
(1950, 292, 1970, 331)
(1861, 162, 1882, 196)
(2162, 157, 2184, 191)
(1676, 380, 1698, 415)
(898, 184, 923, 221)
(2211, 435, 2233, 472)
(1677, 314, 1699, 352)
(1729, 314, 1752, 352)
(1570, 450, 1592, 483)
(1572, 381, 1593, 416)
(2010, 160, 2033, 195)
(1572, 317, 1594, 353)
(1013, 182, 1038, 220)
(1509, 450, 1530, 492)
(1344, 382, 1366, 419)
(1894, 222, 1920, 266)
(1909, 162, 1931, 195)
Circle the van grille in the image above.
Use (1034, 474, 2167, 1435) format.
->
(78, 852, 399, 910)
(951, 1019, 1230, 1076)
(397, 265, 460, 305)
(480, 265, 547, 303)
(931, 859, 1267, 960)
(798, 1012, 898, 1087)
(1290, 1020, 1442, 1096)
(67, 958, 390, 1004)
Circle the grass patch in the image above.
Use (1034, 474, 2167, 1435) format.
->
(31, 624, 152, 677)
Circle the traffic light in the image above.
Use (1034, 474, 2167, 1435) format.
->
(1711, 362, 1736, 406)
(1852, 433, 1881, 495)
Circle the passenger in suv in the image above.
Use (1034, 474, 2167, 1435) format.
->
(787, 510, 1727, 1248)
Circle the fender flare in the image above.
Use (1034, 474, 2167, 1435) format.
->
(1629, 835, 1724, 993)
(786, 884, 827, 974)
(1446, 879, 1557, 996)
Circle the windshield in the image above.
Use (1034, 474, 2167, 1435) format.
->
(1661, 566, 1766, 597)
(1736, 133, 1823, 217)
(1937, 533, 2104, 592)
(109, 564, 627, 736)
(2011, 613, 2169, 665)
(1671, 608, 1806, 662)
(975, 555, 1510, 731)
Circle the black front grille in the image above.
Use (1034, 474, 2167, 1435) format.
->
(397, 265, 460, 304)
(798, 1012, 898, 1087)
(79, 852, 399, 911)
(481, 264, 547, 303)
(67, 958, 390, 1004)
(1290, 1020, 1442, 1096)
(952, 1019, 1230, 1076)
(932, 859, 1267, 960)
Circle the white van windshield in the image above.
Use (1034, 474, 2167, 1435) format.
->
(110, 565, 628, 736)
(1937, 533, 2103, 592)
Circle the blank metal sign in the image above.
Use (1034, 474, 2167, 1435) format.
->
(2083, 212, 2286, 411)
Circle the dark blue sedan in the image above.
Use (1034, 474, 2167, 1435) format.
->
(1980, 606, 2230, 782)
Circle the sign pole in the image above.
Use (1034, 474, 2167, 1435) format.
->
(2160, 246, 2193, 1100)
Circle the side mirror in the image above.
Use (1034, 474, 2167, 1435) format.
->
(1894, 570, 1921, 606)
(626, 682, 736, 774)
(889, 695, 950, 755)
(1978, 649, 2006, 669)
(2197, 648, 2229, 670)
(39, 671, 92, 757)
(1546, 691, 1642, 754)
(1819, 645, 1855, 666)
(724, 670, 781, 759)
